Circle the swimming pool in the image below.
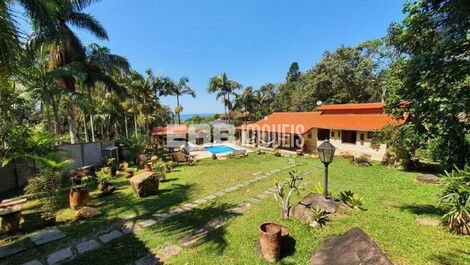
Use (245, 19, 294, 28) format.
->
(204, 145, 236, 154)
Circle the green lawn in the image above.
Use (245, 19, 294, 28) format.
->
(2, 154, 469, 265)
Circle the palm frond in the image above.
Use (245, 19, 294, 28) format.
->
(68, 12, 108, 40)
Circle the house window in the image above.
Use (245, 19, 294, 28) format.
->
(318, 129, 330, 141)
(360, 133, 365, 144)
(341, 130, 357, 144)
(331, 131, 335, 137)
(307, 131, 312, 139)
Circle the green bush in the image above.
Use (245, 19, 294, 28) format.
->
(310, 207, 330, 228)
(338, 190, 365, 210)
(440, 164, 470, 235)
(119, 134, 148, 163)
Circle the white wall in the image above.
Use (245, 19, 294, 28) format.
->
(325, 129, 386, 161)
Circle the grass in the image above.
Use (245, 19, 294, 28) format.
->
(2, 154, 470, 265)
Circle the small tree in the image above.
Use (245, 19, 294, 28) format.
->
(274, 169, 303, 218)
(440, 164, 470, 235)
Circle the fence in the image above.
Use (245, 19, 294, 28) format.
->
(0, 141, 115, 192)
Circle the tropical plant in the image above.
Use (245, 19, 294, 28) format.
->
(310, 207, 330, 228)
(96, 167, 112, 184)
(274, 169, 304, 218)
(152, 160, 167, 181)
(338, 190, 365, 210)
(119, 134, 148, 163)
(207, 73, 242, 124)
(440, 164, 470, 235)
(24, 153, 73, 220)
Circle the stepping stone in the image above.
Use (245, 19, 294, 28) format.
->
(99, 230, 123, 243)
(231, 207, 246, 214)
(207, 218, 226, 229)
(135, 254, 162, 265)
(169, 207, 184, 215)
(30, 227, 66, 246)
(121, 221, 142, 234)
(193, 199, 207, 205)
(153, 213, 170, 222)
(248, 197, 260, 204)
(416, 174, 440, 184)
(22, 260, 43, 265)
(76, 239, 100, 254)
(138, 219, 157, 228)
(214, 191, 225, 197)
(159, 245, 182, 260)
(0, 243, 26, 258)
(47, 247, 73, 265)
(416, 217, 442, 227)
(204, 195, 216, 201)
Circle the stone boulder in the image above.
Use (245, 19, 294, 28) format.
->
(289, 194, 338, 225)
(309, 227, 393, 265)
(416, 174, 440, 184)
(129, 172, 159, 197)
(76, 207, 102, 219)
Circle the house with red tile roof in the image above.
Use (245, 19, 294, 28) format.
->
(237, 102, 407, 160)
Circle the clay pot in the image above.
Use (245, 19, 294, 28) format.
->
(144, 162, 153, 172)
(259, 223, 282, 263)
(69, 189, 89, 210)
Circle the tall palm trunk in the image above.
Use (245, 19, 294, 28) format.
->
(66, 100, 79, 144)
(227, 93, 231, 124)
(134, 112, 138, 136)
(176, 95, 181, 124)
(124, 114, 129, 138)
(90, 115, 96, 142)
(83, 113, 89, 142)
(223, 95, 228, 122)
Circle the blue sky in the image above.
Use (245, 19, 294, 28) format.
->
(49, 0, 406, 114)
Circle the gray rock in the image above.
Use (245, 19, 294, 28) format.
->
(159, 245, 182, 259)
(22, 260, 43, 265)
(0, 243, 26, 258)
(416, 174, 440, 184)
(299, 193, 338, 213)
(135, 254, 162, 265)
(76, 239, 100, 254)
(309, 227, 393, 265)
(47, 247, 73, 265)
(99, 230, 123, 243)
(30, 227, 66, 246)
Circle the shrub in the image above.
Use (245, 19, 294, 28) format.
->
(152, 160, 167, 181)
(440, 164, 470, 235)
(338, 190, 365, 210)
(119, 134, 148, 163)
(25, 169, 63, 219)
(274, 169, 304, 218)
(353, 154, 372, 167)
(96, 167, 112, 184)
(310, 207, 330, 228)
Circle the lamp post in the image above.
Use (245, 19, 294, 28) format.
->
(317, 140, 336, 198)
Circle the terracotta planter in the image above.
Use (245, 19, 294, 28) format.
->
(69, 189, 89, 210)
(144, 163, 153, 172)
(259, 223, 282, 263)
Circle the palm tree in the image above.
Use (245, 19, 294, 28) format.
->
(0, 0, 54, 77)
(160, 77, 195, 124)
(207, 73, 242, 124)
(83, 43, 130, 142)
(27, 0, 109, 144)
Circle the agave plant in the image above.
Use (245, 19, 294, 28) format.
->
(440, 164, 470, 235)
(310, 207, 330, 228)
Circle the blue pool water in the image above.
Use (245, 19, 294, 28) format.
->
(204, 145, 236, 154)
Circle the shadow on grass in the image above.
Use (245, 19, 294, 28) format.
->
(430, 248, 470, 265)
(398, 204, 443, 217)
(148, 202, 239, 254)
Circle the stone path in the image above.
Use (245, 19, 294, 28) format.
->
(133, 167, 317, 265)
(20, 159, 297, 265)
